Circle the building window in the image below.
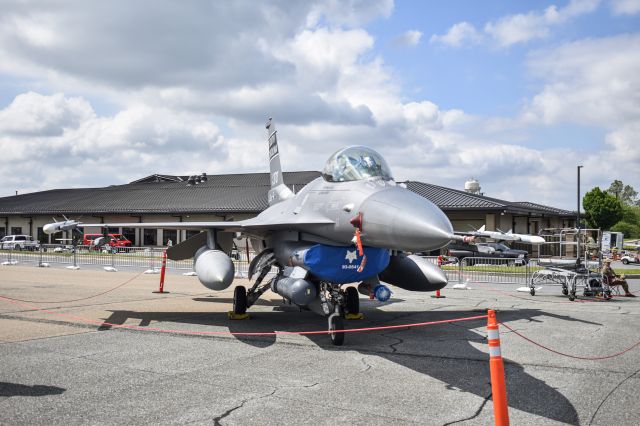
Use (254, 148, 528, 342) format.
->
(185, 230, 200, 239)
(11, 227, 22, 235)
(0, 227, 5, 238)
(163, 229, 177, 246)
(108, 227, 120, 235)
(143, 228, 157, 246)
(37, 227, 47, 243)
(122, 228, 136, 245)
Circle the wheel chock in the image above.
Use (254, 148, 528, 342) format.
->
(227, 311, 250, 320)
(345, 313, 364, 320)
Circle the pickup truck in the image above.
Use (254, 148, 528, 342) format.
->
(0, 235, 40, 251)
(447, 242, 529, 265)
(621, 253, 640, 265)
(83, 233, 132, 249)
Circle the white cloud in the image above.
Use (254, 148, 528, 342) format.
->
(524, 33, 640, 127)
(432, 1, 600, 49)
(605, 123, 640, 164)
(516, 34, 640, 205)
(430, 22, 482, 47)
(393, 30, 423, 47)
(485, 0, 600, 47)
(0, 92, 94, 136)
(307, 0, 394, 27)
(0, 93, 239, 194)
(610, 0, 640, 15)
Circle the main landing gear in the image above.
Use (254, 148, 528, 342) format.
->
(233, 286, 247, 315)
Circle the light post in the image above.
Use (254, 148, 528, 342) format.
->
(577, 165, 583, 229)
(577, 165, 583, 261)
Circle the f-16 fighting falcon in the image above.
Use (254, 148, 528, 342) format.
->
(45, 118, 456, 345)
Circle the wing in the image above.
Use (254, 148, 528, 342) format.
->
(44, 216, 335, 235)
(74, 220, 248, 232)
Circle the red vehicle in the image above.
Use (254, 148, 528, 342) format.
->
(83, 233, 132, 248)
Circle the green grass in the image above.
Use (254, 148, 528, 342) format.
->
(441, 265, 542, 274)
(441, 264, 640, 275)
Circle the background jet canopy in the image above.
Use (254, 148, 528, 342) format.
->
(322, 146, 394, 183)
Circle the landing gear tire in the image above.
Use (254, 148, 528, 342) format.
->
(530, 287, 535, 296)
(233, 286, 247, 315)
(569, 291, 576, 301)
(328, 313, 344, 346)
(562, 287, 569, 296)
(345, 286, 359, 315)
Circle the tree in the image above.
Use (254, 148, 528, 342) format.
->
(611, 204, 640, 238)
(583, 187, 623, 230)
(607, 180, 638, 205)
(611, 222, 640, 238)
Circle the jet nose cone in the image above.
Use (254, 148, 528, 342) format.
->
(360, 187, 453, 252)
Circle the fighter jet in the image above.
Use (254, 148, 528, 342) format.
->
(45, 118, 455, 345)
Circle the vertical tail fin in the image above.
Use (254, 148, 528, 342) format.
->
(266, 118, 294, 205)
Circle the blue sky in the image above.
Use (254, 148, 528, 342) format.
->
(0, 0, 638, 209)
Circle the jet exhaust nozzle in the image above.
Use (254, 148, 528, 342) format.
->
(271, 277, 317, 306)
(194, 248, 235, 290)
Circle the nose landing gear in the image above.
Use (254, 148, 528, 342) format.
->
(321, 283, 361, 346)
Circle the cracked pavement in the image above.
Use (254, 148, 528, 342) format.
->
(1, 266, 639, 425)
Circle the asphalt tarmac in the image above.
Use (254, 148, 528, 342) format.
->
(1, 265, 639, 425)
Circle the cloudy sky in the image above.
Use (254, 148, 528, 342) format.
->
(0, 0, 638, 210)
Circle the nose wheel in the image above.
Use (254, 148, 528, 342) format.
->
(345, 286, 359, 315)
(328, 312, 344, 346)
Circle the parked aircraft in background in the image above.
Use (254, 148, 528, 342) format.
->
(45, 118, 460, 345)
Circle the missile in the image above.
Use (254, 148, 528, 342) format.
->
(43, 220, 80, 235)
(505, 232, 545, 244)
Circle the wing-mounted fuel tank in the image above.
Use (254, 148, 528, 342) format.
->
(167, 231, 233, 261)
(193, 246, 235, 290)
(379, 253, 447, 291)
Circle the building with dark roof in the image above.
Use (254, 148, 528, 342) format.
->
(0, 171, 575, 247)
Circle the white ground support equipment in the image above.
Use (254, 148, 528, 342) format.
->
(529, 228, 612, 301)
(529, 266, 612, 301)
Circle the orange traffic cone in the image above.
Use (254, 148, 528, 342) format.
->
(487, 309, 509, 425)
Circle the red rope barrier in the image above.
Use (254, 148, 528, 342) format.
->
(500, 322, 640, 360)
(0, 295, 487, 336)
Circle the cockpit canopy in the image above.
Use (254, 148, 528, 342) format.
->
(322, 146, 394, 183)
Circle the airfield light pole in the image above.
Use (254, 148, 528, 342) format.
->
(577, 165, 583, 261)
